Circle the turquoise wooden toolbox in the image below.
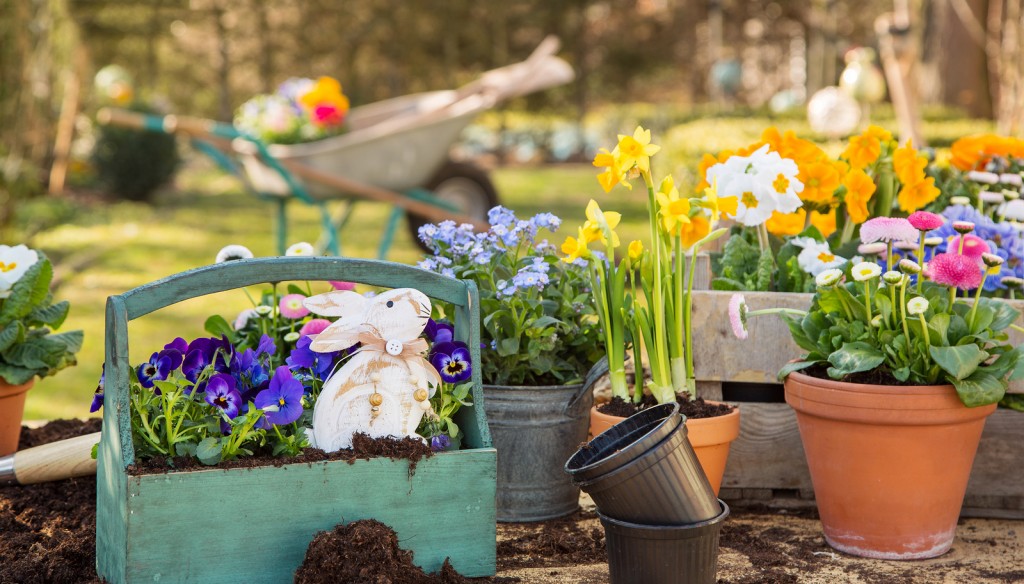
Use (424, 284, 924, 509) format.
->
(96, 257, 497, 582)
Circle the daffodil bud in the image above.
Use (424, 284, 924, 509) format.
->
(898, 259, 921, 274)
(907, 297, 929, 315)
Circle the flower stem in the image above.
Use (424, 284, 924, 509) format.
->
(919, 314, 931, 346)
(864, 281, 873, 322)
(899, 280, 912, 357)
(967, 272, 989, 331)
(682, 246, 702, 397)
(915, 232, 926, 294)
(886, 241, 893, 273)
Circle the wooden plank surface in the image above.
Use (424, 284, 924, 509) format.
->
(124, 450, 497, 582)
(719, 402, 812, 493)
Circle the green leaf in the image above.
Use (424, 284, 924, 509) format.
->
(26, 300, 69, 328)
(711, 278, 747, 291)
(47, 330, 83, 354)
(985, 346, 1021, 380)
(0, 363, 36, 385)
(204, 315, 234, 338)
(969, 304, 995, 334)
(2, 337, 66, 369)
(947, 314, 970, 344)
(777, 360, 817, 382)
(927, 313, 950, 346)
(782, 314, 819, 353)
(1000, 393, 1024, 412)
(0, 322, 24, 352)
(530, 315, 561, 329)
(175, 442, 198, 457)
(827, 341, 885, 377)
(287, 284, 306, 296)
(0, 258, 52, 324)
(950, 370, 1006, 407)
(985, 298, 1021, 331)
(196, 437, 222, 465)
(497, 337, 520, 357)
(929, 344, 989, 381)
(754, 248, 775, 292)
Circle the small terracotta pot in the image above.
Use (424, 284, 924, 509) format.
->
(0, 378, 35, 456)
(589, 403, 740, 495)
(785, 370, 996, 560)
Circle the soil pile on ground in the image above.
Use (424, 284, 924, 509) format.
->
(0, 418, 102, 584)
(497, 510, 605, 571)
(294, 518, 470, 584)
(128, 432, 433, 474)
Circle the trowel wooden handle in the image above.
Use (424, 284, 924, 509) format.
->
(2, 431, 101, 485)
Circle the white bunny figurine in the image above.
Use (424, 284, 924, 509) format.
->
(302, 288, 442, 452)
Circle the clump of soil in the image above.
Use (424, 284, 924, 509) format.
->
(0, 419, 103, 584)
(128, 432, 433, 475)
(294, 518, 470, 584)
(497, 510, 605, 571)
(597, 394, 735, 419)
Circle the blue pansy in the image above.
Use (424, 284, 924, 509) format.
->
(255, 366, 305, 426)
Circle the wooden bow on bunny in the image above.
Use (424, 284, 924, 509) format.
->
(355, 331, 430, 360)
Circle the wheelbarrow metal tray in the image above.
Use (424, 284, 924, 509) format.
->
(95, 257, 497, 582)
(238, 91, 481, 198)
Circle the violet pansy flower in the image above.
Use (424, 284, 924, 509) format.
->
(205, 373, 243, 419)
(430, 341, 472, 383)
(255, 366, 305, 426)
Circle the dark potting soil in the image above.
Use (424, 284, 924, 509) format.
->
(127, 432, 433, 475)
(294, 518, 471, 584)
(801, 362, 919, 386)
(496, 509, 606, 571)
(597, 394, 736, 419)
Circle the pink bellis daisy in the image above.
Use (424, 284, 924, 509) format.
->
(907, 211, 944, 232)
(860, 217, 919, 244)
(329, 281, 356, 291)
(949, 234, 990, 260)
(299, 318, 331, 336)
(728, 294, 748, 340)
(279, 293, 310, 319)
(929, 252, 983, 290)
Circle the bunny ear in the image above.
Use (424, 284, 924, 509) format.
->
(309, 318, 362, 353)
(304, 290, 367, 318)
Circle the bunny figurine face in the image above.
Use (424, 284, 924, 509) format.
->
(302, 288, 441, 451)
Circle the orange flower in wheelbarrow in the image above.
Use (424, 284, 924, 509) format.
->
(299, 76, 351, 128)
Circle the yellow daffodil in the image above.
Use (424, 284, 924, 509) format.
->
(560, 227, 592, 263)
(628, 240, 644, 262)
(766, 209, 807, 236)
(843, 168, 876, 224)
(616, 126, 661, 175)
(583, 199, 622, 248)
(655, 176, 691, 233)
(593, 148, 630, 193)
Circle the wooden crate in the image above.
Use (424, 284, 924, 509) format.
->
(690, 290, 1024, 518)
(96, 258, 497, 583)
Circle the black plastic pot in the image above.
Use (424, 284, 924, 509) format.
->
(575, 421, 719, 524)
(599, 500, 730, 584)
(564, 402, 680, 483)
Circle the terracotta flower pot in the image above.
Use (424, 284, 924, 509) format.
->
(589, 404, 740, 495)
(0, 378, 35, 456)
(784, 370, 996, 559)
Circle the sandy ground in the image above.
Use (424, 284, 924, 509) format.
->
(491, 495, 1024, 584)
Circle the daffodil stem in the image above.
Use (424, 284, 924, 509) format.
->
(682, 244, 701, 397)
(840, 217, 856, 245)
(645, 178, 671, 390)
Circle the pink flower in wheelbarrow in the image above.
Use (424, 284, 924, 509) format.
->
(299, 77, 350, 128)
(255, 366, 305, 426)
(280, 293, 310, 319)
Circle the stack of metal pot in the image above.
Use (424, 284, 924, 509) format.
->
(564, 403, 729, 584)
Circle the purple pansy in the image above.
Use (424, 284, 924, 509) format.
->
(136, 348, 183, 389)
(430, 341, 472, 383)
(230, 348, 269, 400)
(286, 334, 339, 380)
(424, 319, 454, 344)
(255, 366, 305, 426)
(256, 334, 277, 358)
(90, 369, 105, 413)
(430, 434, 451, 452)
(205, 373, 243, 419)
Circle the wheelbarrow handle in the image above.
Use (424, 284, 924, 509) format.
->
(97, 108, 237, 140)
(0, 431, 100, 486)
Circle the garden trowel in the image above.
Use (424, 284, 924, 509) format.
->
(0, 431, 99, 486)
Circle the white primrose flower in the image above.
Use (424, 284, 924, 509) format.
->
(705, 144, 804, 226)
(907, 297, 929, 315)
(285, 242, 315, 256)
(852, 262, 882, 282)
(796, 240, 847, 277)
(0, 244, 40, 299)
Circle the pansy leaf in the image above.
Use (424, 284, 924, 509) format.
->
(950, 370, 1005, 407)
(497, 337, 520, 357)
(196, 437, 222, 465)
(929, 344, 989, 381)
(777, 360, 817, 382)
(827, 341, 885, 378)
(204, 315, 234, 338)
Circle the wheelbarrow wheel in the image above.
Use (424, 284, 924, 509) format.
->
(408, 160, 499, 252)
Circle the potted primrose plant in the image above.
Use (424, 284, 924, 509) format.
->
(567, 126, 740, 495)
(0, 245, 82, 456)
(733, 213, 1024, 559)
(416, 208, 604, 522)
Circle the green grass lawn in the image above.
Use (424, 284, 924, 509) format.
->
(19, 113, 991, 420)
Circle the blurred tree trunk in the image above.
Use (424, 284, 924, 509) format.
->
(214, 2, 231, 121)
(938, 0, 993, 118)
(256, 0, 273, 93)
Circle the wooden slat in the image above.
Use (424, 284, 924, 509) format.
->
(124, 451, 497, 582)
(720, 402, 812, 492)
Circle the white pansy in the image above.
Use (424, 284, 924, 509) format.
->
(796, 240, 846, 276)
(0, 245, 40, 299)
(285, 242, 315, 256)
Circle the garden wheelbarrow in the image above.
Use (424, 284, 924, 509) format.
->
(98, 35, 574, 258)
